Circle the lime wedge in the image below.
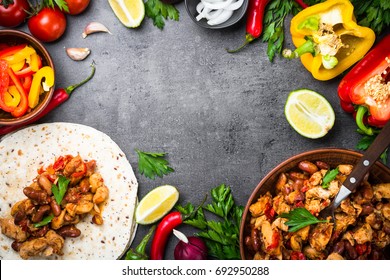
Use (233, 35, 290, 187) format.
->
(284, 89, 335, 139)
(108, 0, 145, 28)
(135, 185, 179, 225)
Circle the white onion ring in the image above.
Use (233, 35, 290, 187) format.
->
(201, 0, 234, 10)
(207, 9, 234, 25)
(195, 0, 244, 26)
(224, 0, 244, 10)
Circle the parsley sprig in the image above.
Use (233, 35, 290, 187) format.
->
(321, 167, 339, 188)
(135, 149, 174, 180)
(261, 0, 301, 61)
(51, 175, 70, 205)
(176, 184, 243, 260)
(279, 207, 327, 232)
(145, 0, 179, 30)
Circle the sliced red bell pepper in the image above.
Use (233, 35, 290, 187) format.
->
(338, 34, 390, 126)
(21, 75, 33, 92)
(0, 60, 15, 113)
(0, 44, 26, 59)
(7, 67, 28, 118)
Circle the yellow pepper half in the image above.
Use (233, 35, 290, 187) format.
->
(286, 0, 375, 81)
(28, 66, 55, 109)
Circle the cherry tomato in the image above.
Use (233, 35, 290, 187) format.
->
(28, 7, 67, 42)
(0, 0, 30, 27)
(65, 0, 90, 15)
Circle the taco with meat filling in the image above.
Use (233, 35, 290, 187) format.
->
(0, 123, 138, 260)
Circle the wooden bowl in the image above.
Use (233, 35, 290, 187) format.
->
(0, 29, 55, 126)
(240, 148, 390, 260)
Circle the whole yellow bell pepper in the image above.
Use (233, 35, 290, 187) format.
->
(283, 0, 375, 81)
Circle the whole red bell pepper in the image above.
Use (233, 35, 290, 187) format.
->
(338, 34, 390, 132)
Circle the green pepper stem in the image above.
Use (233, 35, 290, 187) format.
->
(226, 34, 255, 54)
(125, 225, 156, 260)
(283, 38, 316, 59)
(356, 106, 374, 136)
(65, 62, 96, 95)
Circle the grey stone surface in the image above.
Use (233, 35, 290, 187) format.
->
(8, 1, 385, 259)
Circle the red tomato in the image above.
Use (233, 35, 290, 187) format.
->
(0, 0, 30, 27)
(65, 0, 90, 15)
(28, 7, 67, 42)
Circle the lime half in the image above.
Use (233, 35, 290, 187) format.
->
(284, 89, 335, 139)
(108, 0, 145, 28)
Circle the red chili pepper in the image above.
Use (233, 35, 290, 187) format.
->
(150, 211, 184, 260)
(0, 64, 95, 136)
(150, 197, 206, 260)
(227, 0, 271, 53)
(367, 115, 388, 128)
(338, 34, 390, 123)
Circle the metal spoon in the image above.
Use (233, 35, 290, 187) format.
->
(319, 120, 390, 221)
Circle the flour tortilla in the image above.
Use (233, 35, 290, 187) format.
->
(0, 122, 138, 260)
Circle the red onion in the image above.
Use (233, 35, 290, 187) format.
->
(173, 229, 208, 260)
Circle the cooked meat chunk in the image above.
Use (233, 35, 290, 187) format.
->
(249, 193, 272, 218)
(305, 187, 331, 200)
(382, 203, 390, 220)
(373, 183, 390, 200)
(19, 230, 64, 259)
(309, 223, 333, 251)
(338, 164, 353, 175)
(327, 252, 344, 260)
(272, 193, 291, 215)
(335, 213, 356, 233)
(0, 218, 28, 242)
(353, 223, 373, 244)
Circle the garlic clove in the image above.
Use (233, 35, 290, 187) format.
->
(82, 22, 112, 38)
(66, 48, 91, 61)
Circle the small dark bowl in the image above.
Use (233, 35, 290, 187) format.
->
(0, 29, 55, 126)
(185, 0, 249, 29)
(240, 148, 390, 260)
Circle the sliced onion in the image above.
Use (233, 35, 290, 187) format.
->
(224, 0, 244, 10)
(196, 2, 205, 13)
(201, 0, 234, 10)
(195, 0, 244, 26)
(205, 8, 224, 20)
(207, 9, 233, 25)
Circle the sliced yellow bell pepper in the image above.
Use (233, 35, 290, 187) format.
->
(285, 0, 375, 81)
(28, 66, 55, 109)
(4, 86, 21, 107)
(30, 52, 40, 72)
(10, 60, 25, 72)
(3, 46, 36, 65)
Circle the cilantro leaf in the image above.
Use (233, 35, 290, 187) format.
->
(51, 175, 70, 205)
(322, 167, 339, 188)
(34, 214, 54, 228)
(135, 149, 174, 180)
(279, 207, 327, 232)
(177, 184, 243, 260)
(144, 0, 179, 30)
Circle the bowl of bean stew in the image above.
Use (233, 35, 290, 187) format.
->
(240, 148, 390, 260)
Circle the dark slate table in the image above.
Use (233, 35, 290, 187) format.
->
(10, 0, 385, 259)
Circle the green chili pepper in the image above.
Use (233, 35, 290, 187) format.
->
(125, 225, 156, 260)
